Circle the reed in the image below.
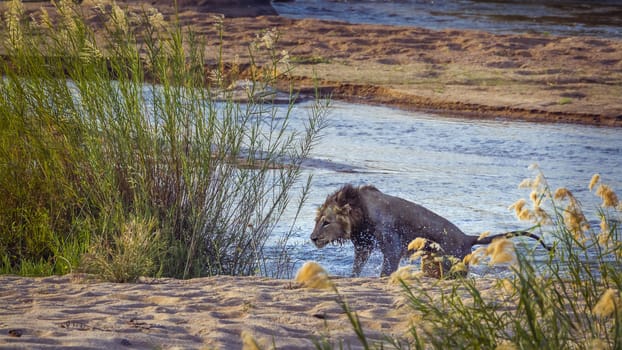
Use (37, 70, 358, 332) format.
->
(331, 169, 620, 349)
(0, 0, 328, 280)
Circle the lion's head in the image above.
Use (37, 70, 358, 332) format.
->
(311, 203, 353, 248)
(310, 185, 370, 248)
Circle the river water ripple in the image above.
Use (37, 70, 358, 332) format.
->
(274, 0, 622, 38)
(278, 101, 622, 277)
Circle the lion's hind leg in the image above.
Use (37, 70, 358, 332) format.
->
(380, 252, 402, 277)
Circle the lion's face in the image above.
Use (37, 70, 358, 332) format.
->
(310, 204, 352, 248)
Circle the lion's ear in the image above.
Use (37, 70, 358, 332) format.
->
(336, 204, 351, 216)
(335, 185, 358, 206)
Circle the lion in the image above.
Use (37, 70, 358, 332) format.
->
(310, 184, 551, 277)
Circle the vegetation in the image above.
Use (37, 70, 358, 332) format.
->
(330, 169, 621, 349)
(0, 0, 328, 281)
(289, 55, 331, 65)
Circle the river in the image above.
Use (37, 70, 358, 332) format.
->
(267, 0, 622, 277)
(273, 0, 622, 38)
(275, 100, 622, 277)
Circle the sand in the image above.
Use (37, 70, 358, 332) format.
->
(209, 16, 622, 126)
(0, 273, 503, 349)
(8, 0, 622, 126)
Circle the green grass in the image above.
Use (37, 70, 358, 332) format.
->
(559, 97, 573, 105)
(0, 0, 328, 281)
(290, 55, 331, 65)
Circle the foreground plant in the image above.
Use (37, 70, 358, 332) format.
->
(400, 169, 621, 349)
(0, 0, 328, 280)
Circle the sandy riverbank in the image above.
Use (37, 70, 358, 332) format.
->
(7, 0, 622, 126)
(0, 273, 508, 349)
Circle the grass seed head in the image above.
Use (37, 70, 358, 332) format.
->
(553, 187, 571, 200)
(410, 250, 426, 261)
(408, 237, 428, 251)
(478, 231, 491, 240)
(592, 288, 621, 318)
(586, 338, 609, 350)
(241, 330, 262, 350)
(494, 340, 518, 350)
(449, 261, 467, 274)
(4, 0, 24, 51)
(486, 238, 516, 265)
(388, 266, 421, 285)
(589, 173, 601, 191)
(595, 184, 619, 208)
(294, 261, 332, 289)
(563, 199, 589, 239)
(499, 278, 515, 294)
(518, 178, 532, 189)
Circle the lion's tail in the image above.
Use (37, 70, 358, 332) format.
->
(474, 231, 552, 251)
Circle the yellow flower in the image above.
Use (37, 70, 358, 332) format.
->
(593, 288, 620, 318)
(39, 7, 53, 30)
(463, 253, 474, 265)
(600, 216, 610, 234)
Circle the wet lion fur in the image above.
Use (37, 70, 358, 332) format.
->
(310, 184, 550, 277)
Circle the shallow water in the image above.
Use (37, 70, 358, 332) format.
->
(275, 100, 622, 277)
(273, 0, 622, 38)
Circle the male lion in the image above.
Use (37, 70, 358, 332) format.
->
(310, 184, 550, 277)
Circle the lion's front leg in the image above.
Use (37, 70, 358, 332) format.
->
(379, 231, 403, 277)
(352, 243, 372, 277)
